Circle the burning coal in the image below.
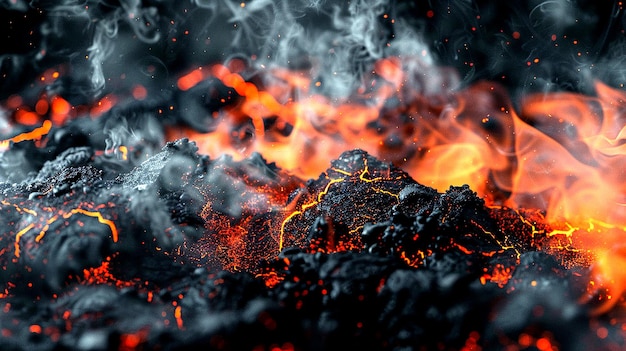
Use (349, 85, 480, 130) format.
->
(2, 1, 626, 350)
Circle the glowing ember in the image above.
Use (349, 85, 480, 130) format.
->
(0, 120, 51, 151)
(1, 1, 626, 350)
(164, 57, 626, 307)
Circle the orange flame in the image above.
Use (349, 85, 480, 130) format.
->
(169, 59, 512, 191)
(4, 54, 626, 311)
(168, 57, 626, 309)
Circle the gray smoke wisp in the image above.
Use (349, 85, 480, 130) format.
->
(1, 0, 440, 105)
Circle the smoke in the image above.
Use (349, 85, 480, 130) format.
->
(411, 1, 626, 98)
(3, 0, 626, 108)
(185, 0, 422, 98)
(1, 0, 438, 104)
(85, 22, 114, 94)
(0, 0, 28, 11)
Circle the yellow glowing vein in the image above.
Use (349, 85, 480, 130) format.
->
(14, 209, 118, 258)
(278, 159, 399, 251)
(279, 177, 344, 251)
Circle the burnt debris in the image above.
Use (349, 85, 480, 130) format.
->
(2, 0, 626, 350)
(0, 143, 617, 350)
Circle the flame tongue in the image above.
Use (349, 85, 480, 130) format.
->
(166, 58, 626, 308)
(170, 59, 626, 227)
(515, 82, 626, 224)
(169, 56, 462, 181)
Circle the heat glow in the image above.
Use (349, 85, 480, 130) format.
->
(168, 57, 626, 307)
(4, 54, 626, 311)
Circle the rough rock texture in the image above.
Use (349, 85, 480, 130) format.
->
(0, 145, 614, 350)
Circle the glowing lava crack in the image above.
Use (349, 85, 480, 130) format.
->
(0, 139, 617, 350)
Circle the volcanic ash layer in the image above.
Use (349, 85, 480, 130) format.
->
(0, 139, 607, 350)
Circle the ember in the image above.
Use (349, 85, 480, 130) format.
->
(2, 1, 626, 350)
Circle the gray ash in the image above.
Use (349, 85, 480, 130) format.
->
(0, 142, 615, 350)
(1, 1, 626, 350)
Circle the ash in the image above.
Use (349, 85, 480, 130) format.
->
(1, 1, 626, 350)
(0, 140, 612, 351)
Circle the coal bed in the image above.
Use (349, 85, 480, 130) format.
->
(3, 1, 626, 350)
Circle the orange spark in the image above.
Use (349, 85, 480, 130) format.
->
(14, 223, 35, 258)
(177, 68, 205, 91)
(174, 306, 183, 329)
(14, 110, 40, 125)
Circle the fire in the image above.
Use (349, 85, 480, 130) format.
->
(3, 48, 626, 320)
(168, 60, 388, 178)
(6, 1, 626, 348)
(509, 82, 626, 225)
(166, 56, 626, 306)
(4, 51, 626, 285)
(168, 57, 626, 223)
(168, 57, 509, 193)
(0, 120, 52, 152)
